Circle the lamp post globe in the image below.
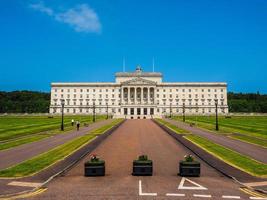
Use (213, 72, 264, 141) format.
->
(60, 99, 65, 131)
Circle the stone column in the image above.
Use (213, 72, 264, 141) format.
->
(128, 87, 130, 104)
(121, 87, 124, 105)
(134, 87, 137, 104)
(148, 87, 150, 104)
(141, 87, 143, 104)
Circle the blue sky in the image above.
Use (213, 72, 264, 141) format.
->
(0, 0, 267, 93)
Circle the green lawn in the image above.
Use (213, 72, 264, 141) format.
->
(0, 119, 123, 177)
(172, 115, 267, 147)
(0, 115, 106, 142)
(0, 115, 106, 151)
(155, 118, 190, 134)
(184, 135, 267, 177)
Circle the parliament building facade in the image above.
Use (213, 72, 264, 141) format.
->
(50, 66, 228, 119)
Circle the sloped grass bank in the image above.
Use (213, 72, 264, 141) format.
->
(0, 134, 50, 151)
(0, 119, 123, 177)
(155, 118, 190, 134)
(229, 134, 267, 149)
(184, 135, 267, 177)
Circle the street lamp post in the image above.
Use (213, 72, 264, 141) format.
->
(60, 99, 65, 131)
(215, 99, 219, 131)
(169, 103, 172, 118)
(106, 103, 109, 119)
(183, 103, 185, 122)
(93, 102, 96, 123)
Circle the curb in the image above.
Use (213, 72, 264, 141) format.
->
(0, 119, 126, 199)
(152, 119, 267, 195)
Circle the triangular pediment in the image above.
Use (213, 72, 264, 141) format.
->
(121, 77, 156, 85)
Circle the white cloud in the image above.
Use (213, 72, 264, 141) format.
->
(29, 2, 53, 16)
(29, 2, 101, 33)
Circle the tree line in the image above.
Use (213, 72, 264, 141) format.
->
(0, 91, 50, 113)
(0, 91, 267, 113)
(228, 92, 267, 113)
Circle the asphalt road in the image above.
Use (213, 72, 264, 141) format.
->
(0, 119, 113, 170)
(29, 120, 254, 200)
(164, 118, 267, 163)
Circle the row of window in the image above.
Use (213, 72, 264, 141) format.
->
(53, 88, 225, 93)
(55, 94, 118, 98)
(54, 93, 224, 99)
(54, 88, 117, 93)
(159, 88, 225, 93)
(52, 107, 225, 114)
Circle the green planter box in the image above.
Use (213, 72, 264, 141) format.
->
(179, 161, 200, 177)
(84, 160, 105, 176)
(132, 160, 153, 176)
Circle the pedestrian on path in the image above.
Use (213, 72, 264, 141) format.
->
(71, 119, 74, 126)
(76, 121, 80, 131)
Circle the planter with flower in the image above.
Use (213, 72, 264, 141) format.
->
(132, 155, 153, 176)
(179, 154, 200, 177)
(84, 154, 105, 176)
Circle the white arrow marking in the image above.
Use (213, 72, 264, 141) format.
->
(178, 177, 208, 190)
(138, 180, 157, 196)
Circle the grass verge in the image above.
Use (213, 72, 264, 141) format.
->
(229, 135, 267, 149)
(155, 118, 190, 134)
(0, 134, 50, 151)
(184, 135, 267, 177)
(0, 119, 123, 177)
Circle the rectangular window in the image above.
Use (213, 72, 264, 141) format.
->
(130, 108, 134, 115)
(144, 108, 147, 115)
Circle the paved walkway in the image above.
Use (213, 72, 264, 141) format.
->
(0, 119, 113, 170)
(164, 118, 267, 163)
(28, 120, 255, 200)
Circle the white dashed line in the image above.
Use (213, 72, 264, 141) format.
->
(166, 193, 185, 197)
(249, 197, 267, 200)
(222, 195, 241, 199)
(193, 194, 212, 198)
(138, 180, 157, 196)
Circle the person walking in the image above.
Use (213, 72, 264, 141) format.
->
(71, 119, 74, 126)
(76, 121, 80, 131)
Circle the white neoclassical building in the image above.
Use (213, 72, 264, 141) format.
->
(50, 66, 228, 119)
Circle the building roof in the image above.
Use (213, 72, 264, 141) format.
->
(116, 65, 163, 78)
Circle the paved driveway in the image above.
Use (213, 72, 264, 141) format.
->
(28, 120, 256, 200)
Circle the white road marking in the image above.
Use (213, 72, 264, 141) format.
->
(8, 181, 42, 188)
(250, 197, 267, 200)
(166, 193, 185, 196)
(245, 181, 267, 187)
(178, 177, 208, 190)
(193, 194, 212, 198)
(138, 180, 157, 196)
(222, 195, 241, 199)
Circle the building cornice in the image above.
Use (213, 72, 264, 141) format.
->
(51, 82, 120, 87)
(157, 82, 227, 87)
